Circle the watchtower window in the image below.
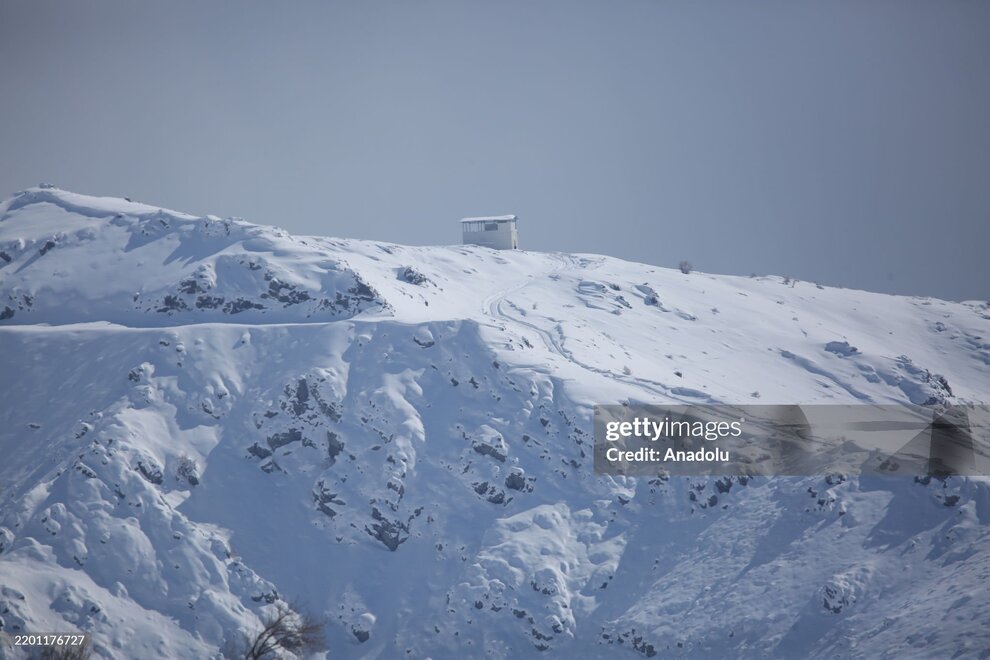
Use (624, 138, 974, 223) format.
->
(484, 222, 499, 231)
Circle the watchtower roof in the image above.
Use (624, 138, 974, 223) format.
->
(460, 215, 517, 223)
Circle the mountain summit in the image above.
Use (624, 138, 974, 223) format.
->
(1, 188, 988, 658)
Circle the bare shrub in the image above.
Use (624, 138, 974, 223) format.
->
(40, 638, 92, 660)
(229, 602, 325, 659)
(678, 261, 692, 275)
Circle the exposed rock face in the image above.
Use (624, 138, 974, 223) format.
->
(1, 188, 988, 659)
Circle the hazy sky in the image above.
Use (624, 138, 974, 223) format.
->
(1, 1, 988, 300)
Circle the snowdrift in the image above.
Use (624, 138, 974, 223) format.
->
(1, 187, 988, 658)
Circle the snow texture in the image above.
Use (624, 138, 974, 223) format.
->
(1, 187, 989, 658)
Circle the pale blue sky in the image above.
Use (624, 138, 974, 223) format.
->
(1, 0, 987, 300)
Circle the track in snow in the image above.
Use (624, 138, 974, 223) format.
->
(480, 252, 714, 405)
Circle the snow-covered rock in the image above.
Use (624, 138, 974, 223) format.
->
(0, 187, 988, 658)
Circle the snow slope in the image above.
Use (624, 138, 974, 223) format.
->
(0, 187, 988, 658)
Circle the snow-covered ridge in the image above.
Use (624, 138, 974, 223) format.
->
(0, 187, 388, 325)
(1, 187, 989, 658)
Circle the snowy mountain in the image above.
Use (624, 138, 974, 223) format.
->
(1, 186, 988, 659)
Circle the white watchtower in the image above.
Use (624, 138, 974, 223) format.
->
(461, 215, 519, 250)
